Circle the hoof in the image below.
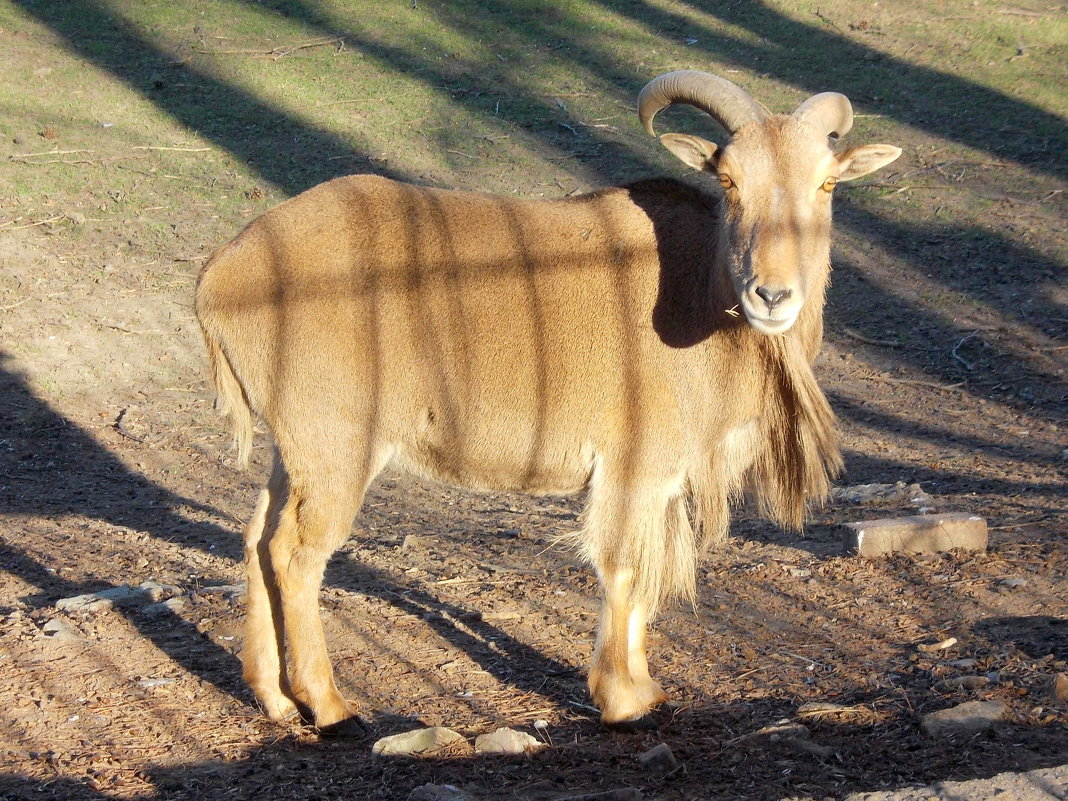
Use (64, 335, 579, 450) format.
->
(317, 714, 372, 739)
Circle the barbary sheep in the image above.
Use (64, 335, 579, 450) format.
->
(196, 70, 901, 731)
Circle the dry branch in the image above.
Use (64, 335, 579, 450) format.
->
(195, 36, 343, 60)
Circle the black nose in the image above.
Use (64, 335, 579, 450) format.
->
(755, 285, 791, 309)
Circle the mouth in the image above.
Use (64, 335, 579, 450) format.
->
(744, 312, 796, 335)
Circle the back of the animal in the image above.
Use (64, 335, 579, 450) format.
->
(195, 173, 670, 491)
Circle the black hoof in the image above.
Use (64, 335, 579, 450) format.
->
(317, 715, 372, 739)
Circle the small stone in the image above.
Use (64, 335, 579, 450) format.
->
(372, 727, 467, 757)
(40, 617, 83, 642)
(921, 700, 1009, 737)
(746, 719, 834, 758)
(195, 583, 246, 601)
(474, 727, 543, 754)
(137, 677, 176, 688)
(407, 784, 478, 801)
(999, 577, 1028, 589)
(141, 597, 186, 616)
(638, 743, 678, 774)
(934, 675, 990, 692)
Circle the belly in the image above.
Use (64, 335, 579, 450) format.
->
(390, 418, 597, 495)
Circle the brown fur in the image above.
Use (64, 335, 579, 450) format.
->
(196, 91, 899, 728)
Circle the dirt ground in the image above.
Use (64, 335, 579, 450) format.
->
(2, 2, 1067, 800)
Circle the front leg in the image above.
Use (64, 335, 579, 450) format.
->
(588, 567, 667, 727)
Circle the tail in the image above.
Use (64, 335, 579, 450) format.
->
(196, 267, 256, 467)
(199, 315, 255, 469)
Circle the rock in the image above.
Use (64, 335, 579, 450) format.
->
(141, 597, 187, 616)
(1050, 673, 1068, 704)
(55, 581, 179, 613)
(638, 743, 678, 774)
(999, 577, 1028, 589)
(40, 617, 84, 642)
(407, 784, 478, 801)
(829, 482, 932, 507)
(194, 583, 246, 599)
(473, 727, 543, 754)
(372, 727, 467, 757)
(744, 719, 834, 758)
(934, 675, 990, 692)
(921, 700, 1009, 737)
(841, 513, 988, 556)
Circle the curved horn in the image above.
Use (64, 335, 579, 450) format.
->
(638, 70, 768, 137)
(791, 92, 854, 139)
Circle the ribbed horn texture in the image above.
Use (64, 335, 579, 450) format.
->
(791, 92, 854, 139)
(638, 70, 768, 136)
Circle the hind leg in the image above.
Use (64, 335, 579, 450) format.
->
(241, 458, 298, 720)
(267, 447, 388, 732)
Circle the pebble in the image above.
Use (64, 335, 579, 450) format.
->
(474, 727, 543, 755)
(921, 700, 1009, 737)
(999, 577, 1028, 589)
(638, 743, 679, 774)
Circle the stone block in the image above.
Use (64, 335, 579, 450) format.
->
(842, 513, 987, 556)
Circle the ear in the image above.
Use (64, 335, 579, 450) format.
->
(836, 144, 902, 181)
(659, 133, 721, 172)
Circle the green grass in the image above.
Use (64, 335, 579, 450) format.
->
(1, 0, 1064, 270)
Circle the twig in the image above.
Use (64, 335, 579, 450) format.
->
(133, 146, 211, 152)
(7, 216, 66, 229)
(998, 7, 1046, 16)
(0, 298, 31, 312)
(114, 408, 146, 444)
(195, 37, 343, 60)
(811, 7, 844, 33)
(867, 375, 966, 392)
(10, 148, 93, 159)
(952, 330, 979, 371)
(842, 327, 902, 347)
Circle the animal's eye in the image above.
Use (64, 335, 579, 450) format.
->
(718, 174, 734, 190)
(821, 176, 838, 192)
